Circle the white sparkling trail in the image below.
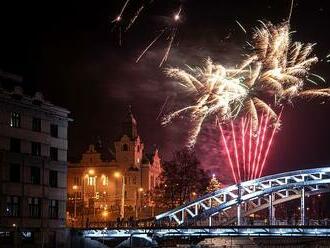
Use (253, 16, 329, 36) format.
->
(136, 30, 165, 63)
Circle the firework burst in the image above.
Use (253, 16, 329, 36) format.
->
(163, 20, 330, 149)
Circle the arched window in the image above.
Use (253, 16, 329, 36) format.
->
(122, 144, 128, 151)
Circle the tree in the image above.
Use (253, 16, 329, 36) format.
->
(152, 149, 210, 210)
(207, 174, 222, 192)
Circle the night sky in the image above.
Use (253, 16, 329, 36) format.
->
(0, 0, 330, 183)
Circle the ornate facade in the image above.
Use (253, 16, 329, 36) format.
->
(67, 109, 161, 225)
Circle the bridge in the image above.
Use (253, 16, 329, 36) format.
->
(156, 166, 330, 227)
(79, 167, 330, 245)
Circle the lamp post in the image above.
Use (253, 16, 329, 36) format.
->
(114, 172, 125, 219)
(87, 169, 97, 218)
(138, 187, 143, 218)
(72, 185, 78, 222)
(83, 174, 88, 227)
(135, 187, 144, 219)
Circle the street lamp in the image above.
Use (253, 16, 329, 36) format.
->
(87, 170, 97, 217)
(72, 185, 78, 221)
(135, 187, 144, 219)
(114, 171, 125, 219)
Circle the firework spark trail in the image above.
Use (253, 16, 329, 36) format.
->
(254, 112, 270, 178)
(250, 113, 264, 180)
(236, 20, 247, 34)
(219, 113, 280, 182)
(156, 95, 170, 120)
(258, 110, 283, 178)
(112, 0, 130, 23)
(231, 121, 241, 182)
(248, 116, 253, 181)
(241, 118, 246, 180)
(219, 122, 238, 183)
(136, 30, 166, 63)
(125, 5, 145, 32)
(159, 28, 177, 67)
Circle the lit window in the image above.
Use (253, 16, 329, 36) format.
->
(5, 196, 20, 217)
(88, 176, 96, 186)
(102, 176, 109, 186)
(73, 176, 81, 186)
(10, 112, 21, 128)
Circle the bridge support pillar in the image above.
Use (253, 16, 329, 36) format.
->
(237, 184, 242, 225)
(237, 204, 241, 225)
(301, 187, 305, 226)
(268, 193, 275, 225)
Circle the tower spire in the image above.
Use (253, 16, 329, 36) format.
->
(121, 105, 138, 139)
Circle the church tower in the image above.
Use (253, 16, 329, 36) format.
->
(114, 106, 144, 169)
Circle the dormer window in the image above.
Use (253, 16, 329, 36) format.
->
(122, 144, 128, 151)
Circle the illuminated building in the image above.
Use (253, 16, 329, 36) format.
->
(67, 108, 161, 225)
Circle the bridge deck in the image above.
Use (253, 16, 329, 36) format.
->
(81, 226, 330, 238)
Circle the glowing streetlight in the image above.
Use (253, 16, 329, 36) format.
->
(114, 171, 121, 178)
(114, 171, 125, 219)
(102, 211, 109, 218)
(88, 169, 95, 175)
(72, 185, 78, 220)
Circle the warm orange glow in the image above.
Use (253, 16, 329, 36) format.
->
(72, 185, 78, 190)
(102, 211, 109, 218)
(138, 187, 144, 192)
(114, 171, 121, 178)
(192, 192, 197, 196)
(88, 169, 95, 175)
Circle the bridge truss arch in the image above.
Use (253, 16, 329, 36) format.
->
(155, 167, 330, 226)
